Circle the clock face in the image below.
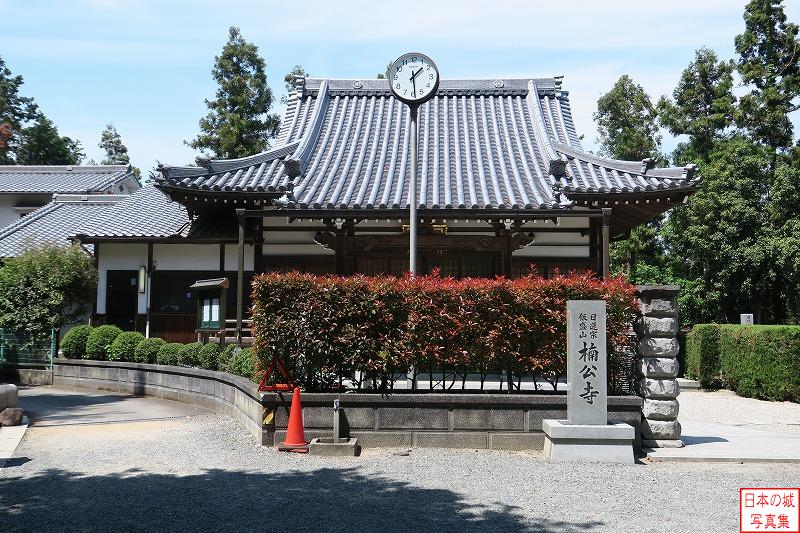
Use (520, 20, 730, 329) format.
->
(389, 52, 439, 105)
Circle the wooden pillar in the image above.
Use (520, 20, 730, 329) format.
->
(335, 229, 347, 275)
(588, 217, 599, 277)
(501, 228, 513, 278)
(235, 209, 245, 345)
(601, 208, 611, 279)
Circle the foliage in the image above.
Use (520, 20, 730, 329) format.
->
(218, 343, 238, 373)
(281, 65, 308, 104)
(177, 342, 203, 367)
(0, 55, 38, 163)
(685, 324, 722, 387)
(734, 0, 800, 154)
(99, 124, 140, 181)
(251, 272, 639, 391)
(85, 325, 122, 361)
(187, 26, 279, 159)
(108, 331, 145, 362)
(133, 337, 165, 364)
(60, 325, 93, 359)
(16, 115, 84, 165)
(0, 244, 97, 343)
(156, 342, 183, 366)
(657, 48, 736, 156)
(719, 325, 800, 401)
(376, 63, 393, 80)
(197, 342, 221, 370)
(594, 74, 661, 162)
(228, 347, 256, 380)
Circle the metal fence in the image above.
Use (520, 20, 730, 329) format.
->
(0, 329, 57, 369)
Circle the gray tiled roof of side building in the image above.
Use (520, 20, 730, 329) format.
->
(156, 77, 698, 210)
(0, 165, 137, 194)
(0, 194, 126, 258)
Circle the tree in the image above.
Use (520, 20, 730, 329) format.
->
(376, 63, 392, 80)
(594, 75, 664, 281)
(281, 65, 308, 104)
(734, 0, 800, 158)
(187, 26, 280, 159)
(0, 243, 97, 343)
(594, 75, 662, 161)
(16, 115, 84, 165)
(0, 55, 39, 164)
(657, 48, 737, 158)
(99, 124, 140, 180)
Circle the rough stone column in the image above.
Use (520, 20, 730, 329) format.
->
(635, 285, 683, 448)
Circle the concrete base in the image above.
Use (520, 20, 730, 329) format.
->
(309, 437, 360, 457)
(643, 438, 685, 448)
(542, 419, 635, 465)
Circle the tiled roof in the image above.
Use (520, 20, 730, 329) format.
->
(0, 165, 136, 194)
(0, 194, 125, 258)
(75, 185, 258, 241)
(157, 77, 697, 212)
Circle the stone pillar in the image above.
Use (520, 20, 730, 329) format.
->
(635, 285, 683, 448)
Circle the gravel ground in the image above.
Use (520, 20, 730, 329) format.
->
(2, 413, 798, 533)
(679, 389, 800, 435)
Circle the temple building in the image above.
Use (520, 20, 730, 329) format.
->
(73, 77, 698, 342)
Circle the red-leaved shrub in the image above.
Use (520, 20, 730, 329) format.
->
(251, 271, 638, 391)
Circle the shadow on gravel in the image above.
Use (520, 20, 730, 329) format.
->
(0, 466, 603, 532)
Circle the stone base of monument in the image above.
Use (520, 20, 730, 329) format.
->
(542, 420, 636, 464)
(309, 437, 360, 457)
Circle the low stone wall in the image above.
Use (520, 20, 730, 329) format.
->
(264, 391, 644, 452)
(53, 359, 644, 451)
(53, 359, 264, 444)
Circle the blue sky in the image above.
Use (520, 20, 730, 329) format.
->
(1, 0, 797, 173)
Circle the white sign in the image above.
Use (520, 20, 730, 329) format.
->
(741, 313, 754, 325)
(567, 300, 608, 425)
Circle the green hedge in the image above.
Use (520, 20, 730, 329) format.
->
(61, 325, 93, 359)
(134, 337, 164, 364)
(156, 342, 183, 366)
(198, 343, 221, 370)
(85, 325, 123, 361)
(177, 342, 203, 367)
(685, 324, 722, 387)
(720, 325, 800, 402)
(109, 331, 145, 362)
(228, 347, 255, 380)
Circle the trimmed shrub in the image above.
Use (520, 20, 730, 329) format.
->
(85, 325, 123, 360)
(719, 325, 800, 402)
(108, 331, 145, 362)
(61, 324, 93, 359)
(251, 271, 639, 390)
(177, 342, 203, 367)
(198, 343, 221, 370)
(156, 342, 183, 366)
(218, 344, 237, 373)
(685, 324, 721, 387)
(134, 337, 165, 364)
(228, 347, 256, 380)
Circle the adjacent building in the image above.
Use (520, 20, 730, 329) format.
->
(74, 77, 699, 342)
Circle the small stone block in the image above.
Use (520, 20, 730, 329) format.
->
(0, 384, 18, 410)
(642, 317, 678, 337)
(309, 437, 360, 456)
(642, 438, 685, 449)
(639, 357, 679, 379)
(489, 432, 545, 451)
(639, 297, 676, 317)
(637, 337, 680, 358)
(414, 431, 488, 449)
(641, 419, 681, 440)
(542, 419, 635, 464)
(639, 378, 680, 399)
(642, 399, 679, 420)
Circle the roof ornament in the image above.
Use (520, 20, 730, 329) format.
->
(352, 80, 363, 89)
(682, 163, 698, 180)
(494, 80, 504, 88)
(640, 157, 655, 174)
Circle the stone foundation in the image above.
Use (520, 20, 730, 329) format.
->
(635, 285, 683, 447)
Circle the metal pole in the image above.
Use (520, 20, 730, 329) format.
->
(409, 105, 418, 275)
(236, 209, 245, 345)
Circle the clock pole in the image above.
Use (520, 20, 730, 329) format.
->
(409, 104, 418, 276)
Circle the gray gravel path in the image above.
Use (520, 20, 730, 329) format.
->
(2, 412, 798, 532)
(679, 389, 800, 435)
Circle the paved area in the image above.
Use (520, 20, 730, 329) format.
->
(646, 389, 800, 462)
(0, 416, 28, 465)
(1, 387, 799, 532)
(17, 385, 208, 426)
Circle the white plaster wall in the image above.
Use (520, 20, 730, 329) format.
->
(262, 231, 334, 256)
(0, 194, 51, 230)
(223, 244, 255, 271)
(96, 243, 148, 314)
(153, 244, 219, 271)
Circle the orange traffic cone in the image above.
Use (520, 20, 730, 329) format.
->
(278, 387, 308, 453)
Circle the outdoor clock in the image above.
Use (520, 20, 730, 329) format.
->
(389, 52, 439, 106)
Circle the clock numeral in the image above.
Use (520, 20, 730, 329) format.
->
(429, 73, 434, 79)
(393, 74, 398, 80)
(396, 65, 402, 73)
(396, 83, 401, 89)
(427, 83, 431, 88)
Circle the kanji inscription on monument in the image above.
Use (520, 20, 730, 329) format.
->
(567, 300, 607, 425)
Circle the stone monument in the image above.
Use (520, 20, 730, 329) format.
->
(542, 300, 636, 464)
(740, 313, 754, 325)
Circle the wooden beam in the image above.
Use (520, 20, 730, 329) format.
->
(236, 209, 245, 345)
(601, 208, 611, 279)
